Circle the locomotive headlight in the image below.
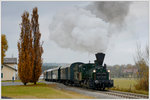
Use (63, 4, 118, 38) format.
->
(108, 70, 110, 73)
(93, 69, 96, 73)
(95, 80, 99, 84)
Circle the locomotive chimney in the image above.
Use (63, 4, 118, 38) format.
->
(95, 53, 105, 65)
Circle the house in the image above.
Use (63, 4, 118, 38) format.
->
(1, 58, 17, 81)
(122, 67, 138, 78)
(123, 67, 138, 74)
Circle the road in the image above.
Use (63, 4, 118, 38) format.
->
(1, 82, 23, 86)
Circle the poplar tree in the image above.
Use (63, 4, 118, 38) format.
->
(18, 11, 35, 85)
(31, 7, 43, 84)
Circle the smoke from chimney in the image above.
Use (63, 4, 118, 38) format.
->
(49, 1, 131, 53)
(87, 1, 131, 25)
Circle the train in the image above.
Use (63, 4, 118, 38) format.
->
(43, 53, 113, 90)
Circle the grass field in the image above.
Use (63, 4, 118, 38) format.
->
(111, 78, 148, 95)
(2, 83, 94, 99)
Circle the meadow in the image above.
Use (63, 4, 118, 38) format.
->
(111, 78, 148, 95)
(2, 83, 94, 99)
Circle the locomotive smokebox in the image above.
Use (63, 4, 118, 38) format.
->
(95, 53, 105, 65)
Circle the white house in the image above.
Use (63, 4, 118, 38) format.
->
(1, 58, 17, 80)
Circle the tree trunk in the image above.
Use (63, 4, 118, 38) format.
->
(34, 82, 36, 85)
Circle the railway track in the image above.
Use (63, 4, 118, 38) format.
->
(97, 90, 149, 99)
(64, 84, 149, 99)
(66, 84, 149, 99)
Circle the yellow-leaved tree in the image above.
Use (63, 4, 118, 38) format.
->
(31, 7, 43, 84)
(1, 34, 8, 64)
(18, 11, 35, 85)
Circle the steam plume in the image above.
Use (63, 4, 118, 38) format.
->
(49, 2, 131, 53)
(87, 1, 131, 25)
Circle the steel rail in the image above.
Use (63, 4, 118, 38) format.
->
(97, 90, 149, 99)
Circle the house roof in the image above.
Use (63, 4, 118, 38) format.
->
(3, 58, 17, 64)
(3, 64, 17, 71)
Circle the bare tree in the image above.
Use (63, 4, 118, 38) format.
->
(134, 43, 149, 91)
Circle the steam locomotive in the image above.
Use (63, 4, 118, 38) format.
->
(43, 53, 113, 90)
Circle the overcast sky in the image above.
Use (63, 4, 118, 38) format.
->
(1, 1, 149, 65)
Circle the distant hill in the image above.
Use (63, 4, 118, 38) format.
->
(42, 63, 71, 73)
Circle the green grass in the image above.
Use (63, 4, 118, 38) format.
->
(110, 78, 148, 95)
(112, 78, 137, 90)
(2, 82, 94, 99)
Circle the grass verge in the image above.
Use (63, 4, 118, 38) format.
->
(110, 78, 148, 95)
(2, 82, 94, 99)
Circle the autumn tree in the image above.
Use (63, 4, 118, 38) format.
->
(134, 43, 149, 91)
(30, 7, 43, 84)
(1, 34, 8, 64)
(18, 11, 35, 85)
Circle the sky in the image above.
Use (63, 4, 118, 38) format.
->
(1, 1, 149, 65)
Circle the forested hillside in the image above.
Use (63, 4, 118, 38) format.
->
(107, 64, 138, 78)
